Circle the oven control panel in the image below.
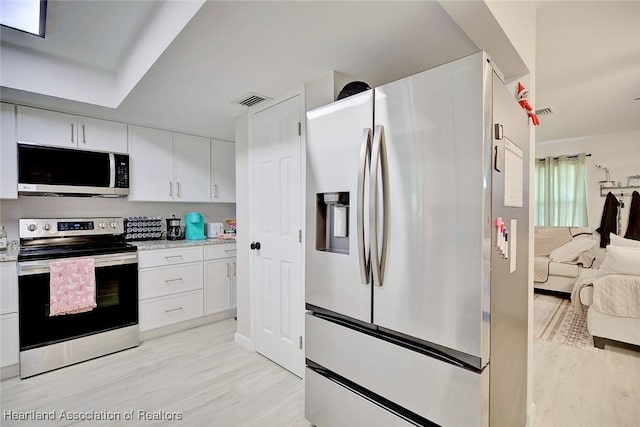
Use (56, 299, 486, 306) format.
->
(19, 218, 125, 238)
(58, 221, 95, 232)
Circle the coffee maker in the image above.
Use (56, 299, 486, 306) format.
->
(184, 212, 205, 240)
(166, 214, 183, 240)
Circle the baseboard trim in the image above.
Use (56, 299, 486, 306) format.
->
(140, 309, 236, 342)
(527, 402, 537, 427)
(234, 332, 253, 351)
(1, 363, 19, 380)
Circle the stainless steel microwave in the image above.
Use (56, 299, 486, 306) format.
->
(18, 144, 129, 197)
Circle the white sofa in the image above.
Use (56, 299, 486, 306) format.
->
(534, 226, 596, 295)
(573, 239, 640, 350)
(579, 285, 640, 349)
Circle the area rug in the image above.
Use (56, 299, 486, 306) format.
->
(534, 293, 595, 350)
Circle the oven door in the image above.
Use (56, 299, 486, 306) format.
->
(18, 252, 138, 351)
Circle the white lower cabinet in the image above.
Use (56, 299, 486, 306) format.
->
(139, 290, 203, 332)
(137, 244, 236, 334)
(0, 313, 19, 367)
(0, 262, 19, 373)
(138, 247, 204, 332)
(204, 244, 237, 315)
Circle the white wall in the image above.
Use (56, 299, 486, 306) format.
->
(234, 74, 346, 344)
(0, 197, 235, 242)
(536, 130, 640, 234)
(234, 113, 251, 342)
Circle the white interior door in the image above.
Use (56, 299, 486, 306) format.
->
(251, 95, 303, 377)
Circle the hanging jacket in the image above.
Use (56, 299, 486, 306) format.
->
(624, 190, 640, 240)
(596, 192, 620, 247)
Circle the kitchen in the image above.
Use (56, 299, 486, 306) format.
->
(1, 1, 638, 426)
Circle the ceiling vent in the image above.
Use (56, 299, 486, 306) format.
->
(233, 92, 271, 107)
(535, 106, 555, 116)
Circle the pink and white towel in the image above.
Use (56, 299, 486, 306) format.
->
(49, 258, 97, 316)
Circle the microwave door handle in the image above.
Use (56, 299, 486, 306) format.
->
(109, 153, 116, 188)
(357, 128, 372, 285)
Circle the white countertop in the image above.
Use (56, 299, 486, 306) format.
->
(0, 241, 19, 262)
(0, 239, 237, 261)
(132, 238, 236, 251)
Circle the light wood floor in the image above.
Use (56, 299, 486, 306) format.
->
(533, 339, 640, 427)
(1, 319, 310, 427)
(1, 318, 639, 426)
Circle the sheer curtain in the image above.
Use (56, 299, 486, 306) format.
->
(535, 153, 588, 226)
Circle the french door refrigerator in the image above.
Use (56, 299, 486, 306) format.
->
(305, 52, 530, 427)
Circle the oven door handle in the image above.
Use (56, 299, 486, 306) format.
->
(19, 254, 138, 276)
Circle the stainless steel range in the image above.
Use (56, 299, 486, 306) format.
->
(18, 218, 139, 378)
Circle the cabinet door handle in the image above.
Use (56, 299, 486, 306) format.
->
(164, 255, 183, 261)
(169, 182, 173, 197)
(71, 123, 74, 143)
(226, 263, 230, 278)
(177, 182, 181, 198)
(165, 307, 184, 313)
(165, 278, 183, 284)
(214, 184, 218, 198)
(82, 124, 86, 144)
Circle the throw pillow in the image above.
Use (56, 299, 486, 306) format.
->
(549, 238, 597, 263)
(609, 233, 640, 248)
(598, 245, 640, 276)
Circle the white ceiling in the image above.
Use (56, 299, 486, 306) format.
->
(1, 1, 478, 141)
(0, 1, 159, 71)
(1, 1, 638, 144)
(535, 1, 640, 143)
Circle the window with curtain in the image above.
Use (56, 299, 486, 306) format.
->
(535, 153, 588, 227)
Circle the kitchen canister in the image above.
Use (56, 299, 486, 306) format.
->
(0, 226, 7, 251)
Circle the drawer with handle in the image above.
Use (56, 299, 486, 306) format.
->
(139, 263, 203, 300)
(138, 246, 203, 268)
(139, 290, 203, 332)
(204, 243, 236, 260)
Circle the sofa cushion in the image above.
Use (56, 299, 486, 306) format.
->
(598, 246, 640, 276)
(549, 238, 597, 263)
(609, 233, 640, 248)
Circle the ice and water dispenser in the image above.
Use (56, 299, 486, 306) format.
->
(316, 192, 350, 254)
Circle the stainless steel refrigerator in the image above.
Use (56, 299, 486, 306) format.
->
(305, 52, 530, 427)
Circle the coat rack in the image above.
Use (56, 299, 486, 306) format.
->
(599, 185, 640, 198)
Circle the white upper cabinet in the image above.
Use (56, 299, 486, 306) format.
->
(16, 106, 127, 153)
(0, 103, 18, 199)
(211, 139, 236, 203)
(128, 126, 210, 202)
(17, 106, 76, 149)
(174, 133, 210, 202)
(128, 126, 174, 202)
(76, 116, 128, 153)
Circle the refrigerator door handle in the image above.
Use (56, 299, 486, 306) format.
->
(357, 128, 372, 284)
(370, 125, 389, 287)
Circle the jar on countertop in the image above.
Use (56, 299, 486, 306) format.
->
(0, 226, 7, 251)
